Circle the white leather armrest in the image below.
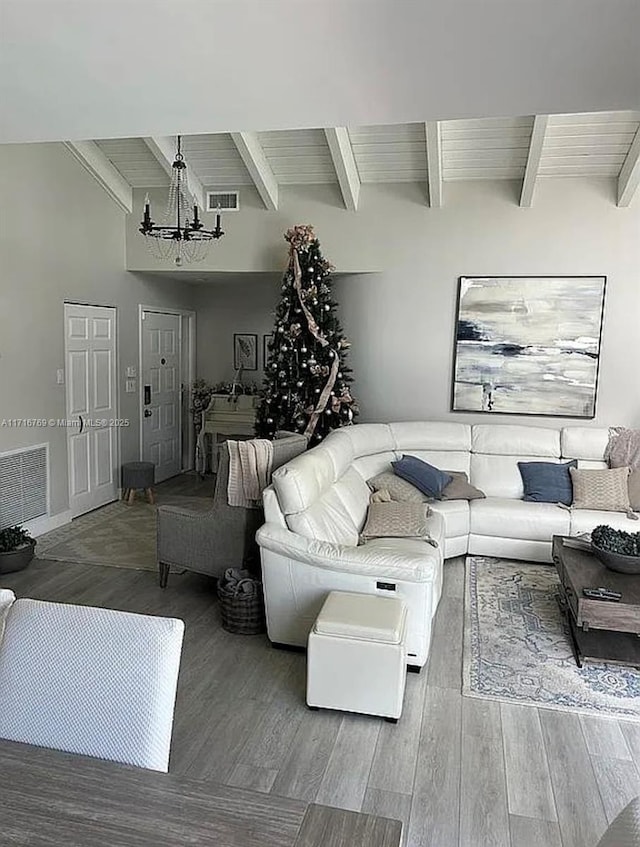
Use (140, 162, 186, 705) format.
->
(256, 523, 438, 583)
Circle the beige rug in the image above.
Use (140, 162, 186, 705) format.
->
(464, 556, 640, 721)
(36, 494, 211, 572)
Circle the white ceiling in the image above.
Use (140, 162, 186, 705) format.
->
(1, 0, 639, 145)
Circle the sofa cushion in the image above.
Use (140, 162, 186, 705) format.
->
(333, 468, 371, 529)
(440, 471, 485, 501)
(393, 456, 452, 498)
(570, 466, 631, 512)
(472, 424, 560, 457)
(286, 487, 360, 545)
(471, 454, 566, 499)
(429, 500, 470, 539)
(398, 450, 471, 474)
(470, 498, 571, 541)
(390, 421, 471, 452)
(561, 426, 610, 461)
(570, 508, 640, 536)
(272, 445, 336, 514)
(352, 452, 398, 484)
(368, 471, 431, 504)
(360, 502, 432, 542)
(518, 460, 577, 505)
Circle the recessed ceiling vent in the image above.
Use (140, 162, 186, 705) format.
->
(206, 191, 239, 212)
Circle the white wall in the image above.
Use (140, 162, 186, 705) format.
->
(128, 179, 640, 429)
(0, 143, 195, 521)
(191, 275, 280, 388)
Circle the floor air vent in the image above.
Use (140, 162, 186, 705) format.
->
(0, 445, 48, 530)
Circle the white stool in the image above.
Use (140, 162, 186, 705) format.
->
(306, 591, 408, 723)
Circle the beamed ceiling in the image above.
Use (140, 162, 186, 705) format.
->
(68, 111, 640, 214)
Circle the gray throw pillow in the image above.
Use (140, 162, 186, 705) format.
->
(570, 466, 631, 512)
(440, 471, 486, 501)
(368, 471, 431, 504)
(359, 501, 432, 542)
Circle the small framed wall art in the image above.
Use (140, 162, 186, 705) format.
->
(451, 275, 606, 418)
(233, 333, 258, 371)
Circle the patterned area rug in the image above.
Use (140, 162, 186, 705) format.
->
(36, 494, 211, 572)
(463, 556, 640, 721)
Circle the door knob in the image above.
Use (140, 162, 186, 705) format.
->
(144, 409, 152, 418)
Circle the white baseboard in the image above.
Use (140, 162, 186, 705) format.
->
(29, 510, 72, 538)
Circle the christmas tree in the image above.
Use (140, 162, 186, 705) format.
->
(256, 225, 358, 442)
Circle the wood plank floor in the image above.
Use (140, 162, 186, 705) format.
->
(2, 485, 631, 847)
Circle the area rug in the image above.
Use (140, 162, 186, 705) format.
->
(35, 495, 211, 572)
(463, 556, 640, 721)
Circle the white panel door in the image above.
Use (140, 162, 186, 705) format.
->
(141, 311, 181, 483)
(65, 304, 118, 518)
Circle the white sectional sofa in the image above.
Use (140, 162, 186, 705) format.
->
(256, 421, 634, 667)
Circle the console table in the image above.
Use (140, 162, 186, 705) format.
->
(197, 394, 260, 473)
(0, 739, 402, 847)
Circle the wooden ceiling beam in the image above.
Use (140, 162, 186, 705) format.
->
(324, 127, 360, 211)
(425, 121, 442, 208)
(617, 124, 640, 207)
(230, 132, 278, 210)
(520, 115, 549, 207)
(64, 140, 133, 213)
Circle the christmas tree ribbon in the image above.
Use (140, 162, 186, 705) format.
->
(304, 354, 340, 438)
(291, 249, 328, 348)
(289, 247, 341, 437)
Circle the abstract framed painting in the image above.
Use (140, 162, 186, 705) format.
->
(451, 276, 606, 418)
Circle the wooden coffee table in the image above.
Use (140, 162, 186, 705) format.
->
(552, 535, 640, 668)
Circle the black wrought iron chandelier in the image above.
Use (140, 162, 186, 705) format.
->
(139, 135, 224, 266)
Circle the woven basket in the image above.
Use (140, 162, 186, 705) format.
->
(217, 572, 266, 635)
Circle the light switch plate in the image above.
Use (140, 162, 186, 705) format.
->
(125, 379, 137, 393)
(126, 366, 137, 378)
(56, 369, 65, 385)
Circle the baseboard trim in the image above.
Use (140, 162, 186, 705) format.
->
(29, 510, 73, 537)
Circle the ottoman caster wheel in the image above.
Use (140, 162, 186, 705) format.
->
(384, 717, 399, 724)
(307, 705, 320, 711)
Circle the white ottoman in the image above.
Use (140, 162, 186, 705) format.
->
(306, 591, 408, 722)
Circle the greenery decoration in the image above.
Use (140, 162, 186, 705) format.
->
(591, 525, 640, 557)
(0, 525, 34, 553)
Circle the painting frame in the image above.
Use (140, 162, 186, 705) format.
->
(263, 333, 274, 368)
(450, 275, 606, 419)
(233, 333, 258, 371)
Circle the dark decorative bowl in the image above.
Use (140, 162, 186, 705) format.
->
(0, 540, 36, 574)
(591, 541, 640, 575)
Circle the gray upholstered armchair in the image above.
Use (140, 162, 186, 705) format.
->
(157, 433, 307, 587)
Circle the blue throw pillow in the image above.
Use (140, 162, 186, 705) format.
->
(518, 460, 578, 506)
(392, 455, 453, 500)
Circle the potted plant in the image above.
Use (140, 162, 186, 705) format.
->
(0, 525, 36, 574)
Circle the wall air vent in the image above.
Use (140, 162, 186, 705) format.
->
(206, 191, 240, 212)
(0, 444, 48, 530)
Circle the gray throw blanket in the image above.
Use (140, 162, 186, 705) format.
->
(606, 427, 640, 470)
(606, 427, 640, 518)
